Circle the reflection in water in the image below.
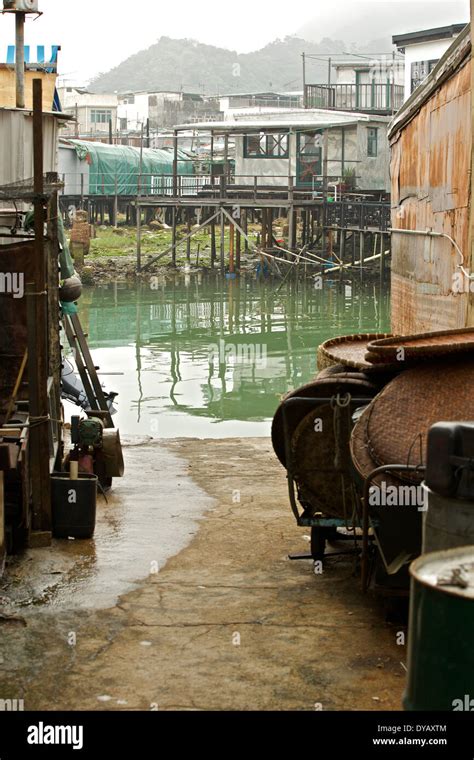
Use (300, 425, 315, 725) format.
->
(77, 275, 390, 438)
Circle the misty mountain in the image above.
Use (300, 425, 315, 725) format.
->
(89, 1, 468, 96)
(89, 36, 363, 95)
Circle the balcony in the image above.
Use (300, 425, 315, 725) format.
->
(305, 83, 404, 115)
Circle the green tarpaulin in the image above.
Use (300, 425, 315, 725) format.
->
(66, 139, 193, 196)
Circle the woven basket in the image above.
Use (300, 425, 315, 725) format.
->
(318, 333, 393, 372)
(352, 358, 474, 484)
(291, 401, 357, 519)
(367, 328, 474, 365)
(272, 375, 378, 468)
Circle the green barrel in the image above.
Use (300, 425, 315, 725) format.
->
(404, 546, 474, 711)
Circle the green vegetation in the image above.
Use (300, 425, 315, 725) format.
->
(88, 224, 250, 268)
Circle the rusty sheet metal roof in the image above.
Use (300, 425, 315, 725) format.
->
(388, 23, 470, 141)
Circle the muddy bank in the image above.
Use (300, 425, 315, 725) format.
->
(0, 438, 405, 711)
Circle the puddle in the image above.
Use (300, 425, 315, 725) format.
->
(1, 439, 214, 611)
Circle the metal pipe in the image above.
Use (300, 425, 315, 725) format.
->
(389, 227, 473, 279)
(15, 12, 25, 109)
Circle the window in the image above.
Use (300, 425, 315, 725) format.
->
(119, 118, 128, 131)
(299, 131, 323, 155)
(411, 60, 438, 93)
(367, 127, 378, 157)
(90, 109, 113, 125)
(244, 132, 289, 159)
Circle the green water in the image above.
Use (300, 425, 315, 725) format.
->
(76, 275, 390, 438)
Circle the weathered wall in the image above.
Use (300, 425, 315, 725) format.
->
(59, 146, 90, 195)
(327, 127, 358, 179)
(357, 122, 390, 191)
(0, 110, 59, 185)
(390, 57, 471, 334)
(234, 135, 291, 186)
(0, 68, 57, 111)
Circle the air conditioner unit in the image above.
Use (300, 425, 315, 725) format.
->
(3, 0, 39, 12)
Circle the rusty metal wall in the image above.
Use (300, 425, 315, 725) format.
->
(390, 58, 471, 335)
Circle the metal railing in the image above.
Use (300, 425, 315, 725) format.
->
(59, 172, 388, 204)
(305, 83, 404, 113)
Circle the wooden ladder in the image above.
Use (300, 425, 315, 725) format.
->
(63, 313, 114, 429)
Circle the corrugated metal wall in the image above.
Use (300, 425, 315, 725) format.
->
(0, 109, 58, 187)
(390, 59, 471, 334)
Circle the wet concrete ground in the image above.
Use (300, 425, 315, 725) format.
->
(0, 438, 406, 711)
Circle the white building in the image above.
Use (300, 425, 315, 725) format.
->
(176, 109, 391, 192)
(57, 87, 118, 137)
(392, 23, 467, 99)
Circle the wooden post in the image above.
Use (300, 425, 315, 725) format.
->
(469, 2, 474, 325)
(220, 209, 225, 274)
(29, 78, 51, 540)
(113, 175, 118, 228)
(211, 212, 216, 268)
(173, 129, 178, 198)
(261, 209, 267, 249)
(323, 130, 329, 201)
(136, 202, 142, 271)
(172, 206, 177, 266)
(229, 221, 235, 274)
(186, 211, 192, 264)
(236, 224, 241, 272)
(243, 209, 249, 253)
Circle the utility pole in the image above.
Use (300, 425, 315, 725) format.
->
(302, 52, 306, 108)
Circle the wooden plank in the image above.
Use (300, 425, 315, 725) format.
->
(63, 316, 99, 412)
(69, 314, 114, 429)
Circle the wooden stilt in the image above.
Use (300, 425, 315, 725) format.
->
(172, 206, 177, 267)
(220, 209, 225, 275)
(236, 224, 241, 272)
(229, 221, 235, 274)
(186, 211, 192, 264)
(211, 212, 216, 268)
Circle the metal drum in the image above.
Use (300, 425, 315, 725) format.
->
(423, 486, 474, 554)
(404, 546, 474, 711)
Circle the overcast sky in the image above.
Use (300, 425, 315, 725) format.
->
(0, 0, 468, 84)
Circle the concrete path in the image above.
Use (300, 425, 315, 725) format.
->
(0, 438, 406, 711)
